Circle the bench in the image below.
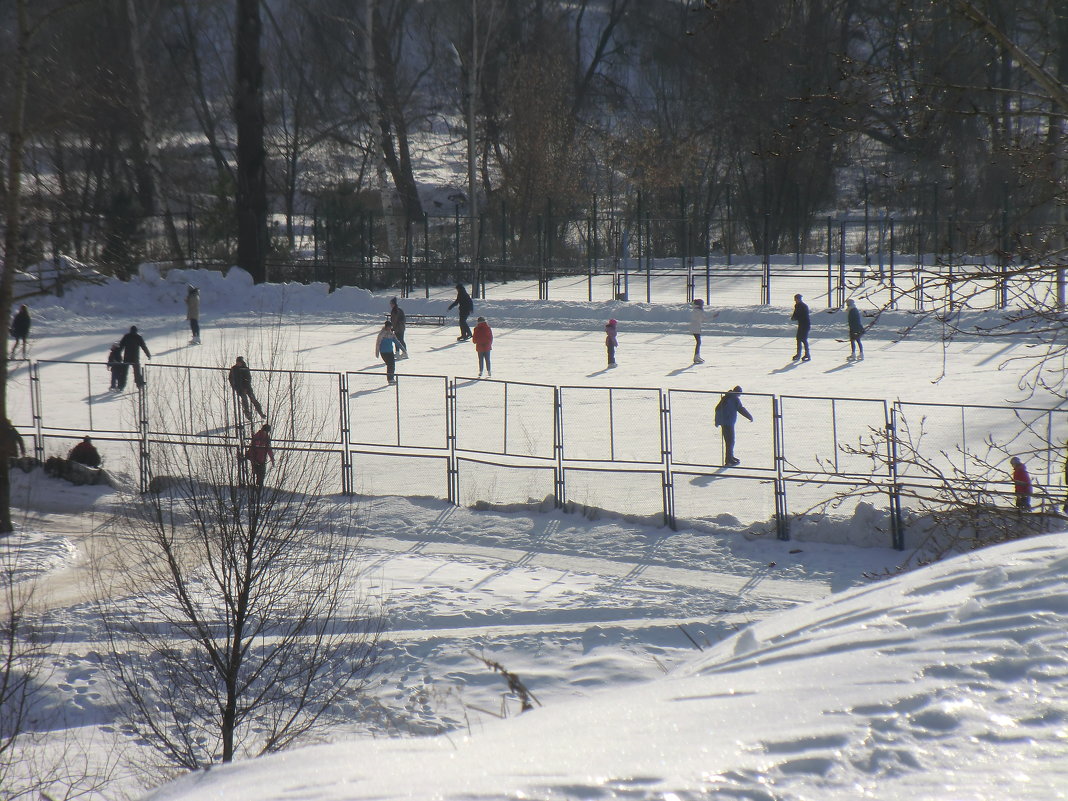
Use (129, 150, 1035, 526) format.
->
(406, 314, 447, 326)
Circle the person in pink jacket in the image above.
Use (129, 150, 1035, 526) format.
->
(472, 316, 493, 377)
(605, 318, 618, 367)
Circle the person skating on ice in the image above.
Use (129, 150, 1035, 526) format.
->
(448, 283, 474, 341)
(791, 294, 811, 361)
(389, 297, 409, 358)
(186, 285, 201, 344)
(229, 356, 266, 418)
(375, 320, 401, 384)
(118, 325, 151, 388)
(714, 385, 753, 466)
(846, 299, 864, 361)
(107, 342, 125, 390)
(472, 316, 493, 377)
(605, 318, 618, 367)
(689, 298, 705, 363)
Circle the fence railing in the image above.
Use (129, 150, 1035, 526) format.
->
(9, 359, 1066, 551)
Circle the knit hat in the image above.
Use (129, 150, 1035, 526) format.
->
(608, 318, 617, 325)
(477, 316, 486, 322)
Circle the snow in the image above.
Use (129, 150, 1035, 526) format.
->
(5, 264, 1067, 800)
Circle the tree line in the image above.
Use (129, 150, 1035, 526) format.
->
(2, 0, 1067, 282)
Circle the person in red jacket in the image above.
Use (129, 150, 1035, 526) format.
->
(246, 423, 274, 487)
(68, 436, 101, 469)
(472, 316, 493, 378)
(1010, 456, 1032, 511)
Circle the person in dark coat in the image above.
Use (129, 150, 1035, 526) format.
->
(791, 294, 811, 361)
(118, 325, 151, 388)
(228, 356, 266, 419)
(9, 304, 30, 359)
(1, 418, 25, 461)
(447, 284, 474, 341)
(68, 436, 102, 468)
(389, 297, 408, 358)
(846, 299, 864, 361)
(714, 385, 754, 466)
(106, 342, 126, 390)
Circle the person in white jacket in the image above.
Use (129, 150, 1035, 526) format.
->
(689, 298, 705, 364)
(186, 285, 201, 344)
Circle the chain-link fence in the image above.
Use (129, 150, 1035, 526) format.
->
(14, 359, 1067, 550)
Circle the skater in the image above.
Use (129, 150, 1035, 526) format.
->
(118, 325, 151, 388)
(714, 385, 753, 466)
(186, 285, 201, 344)
(690, 298, 705, 363)
(389, 297, 408, 357)
(246, 423, 274, 487)
(605, 318, 618, 367)
(374, 320, 401, 384)
(846, 299, 864, 361)
(107, 342, 126, 390)
(9, 304, 30, 359)
(1010, 456, 1032, 511)
(472, 316, 493, 377)
(228, 356, 266, 419)
(68, 436, 102, 469)
(791, 294, 811, 361)
(448, 283, 474, 341)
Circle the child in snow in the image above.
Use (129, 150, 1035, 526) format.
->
(472, 316, 493, 377)
(605, 319, 618, 367)
(846, 299, 864, 361)
(1010, 456, 1033, 511)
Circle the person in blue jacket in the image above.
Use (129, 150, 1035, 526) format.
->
(375, 320, 401, 384)
(846, 299, 864, 361)
(714, 385, 753, 466)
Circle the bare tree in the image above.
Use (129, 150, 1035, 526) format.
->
(97, 355, 383, 770)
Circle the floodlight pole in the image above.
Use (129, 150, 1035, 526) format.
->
(468, 0, 480, 297)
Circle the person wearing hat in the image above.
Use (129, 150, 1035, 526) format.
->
(107, 341, 126, 390)
(186, 285, 201, 345)
(791, 294, 811, 362)
(713, 386, 753, 467)
(246, 423, 274, 487)
(374, 320, 402, 384)
(689, 298, 705, 364)
(228, 356, 266, 419)
(472, 316, 493, 377)
(9, 304, 30, 359)
(605, 318, 618, 368)
(118, 325, 151, 388)
(1010, 456, 1033, 511)
(389, 297, 408, 358)
(68, 436, 102, 469)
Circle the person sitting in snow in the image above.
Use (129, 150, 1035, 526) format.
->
(68, 436, 102, 469)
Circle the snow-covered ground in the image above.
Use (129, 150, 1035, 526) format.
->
(5, 265, 1067, 800)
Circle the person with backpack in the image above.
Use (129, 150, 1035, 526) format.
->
(714, 385, 754, 467)
(791, 294, 811, 362)
(846, 299, 864, 361)
(107, 342, 125, 390)
(9, 304, 30, 359)
(374, 320, 402, 384)
(447, 283, 474, 341)
(228, 356, 266, 419)
(472, 316, 493, 377)
(118, 325, 151, 388)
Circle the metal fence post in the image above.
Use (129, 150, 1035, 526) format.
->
(30, 361, 43, 461)
(888, 404, 904, 550)
(660, 388, 676, 531)
(339, 372, 352, 495)
(138, 379, 150, 494)
(554, 386, 565, 508)
(447, 378, 458, 505)
(772, 395, 789, 540)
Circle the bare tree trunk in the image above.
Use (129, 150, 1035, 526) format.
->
(236, 0, 268, 282)
(0, 0, 30, 535)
